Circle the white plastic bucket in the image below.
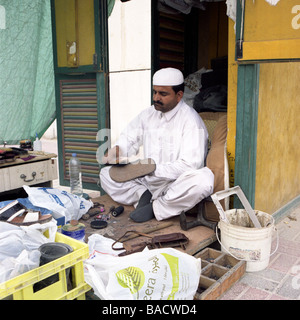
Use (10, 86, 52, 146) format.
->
(217, 209, 277, 272)
(211, 186, 278, 272)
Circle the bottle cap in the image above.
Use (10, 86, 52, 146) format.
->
(72, 153, 77, 157)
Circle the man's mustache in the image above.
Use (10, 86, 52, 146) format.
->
(154, 100, 163, 106)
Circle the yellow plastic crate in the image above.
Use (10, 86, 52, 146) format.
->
(0, 232, 91, 300)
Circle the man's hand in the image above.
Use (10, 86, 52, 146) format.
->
(102, 145, 121, 165)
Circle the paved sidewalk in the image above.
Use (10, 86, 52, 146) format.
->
(220, 205, 300, 300)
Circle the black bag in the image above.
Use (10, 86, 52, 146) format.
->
(193, 84, 227, 113)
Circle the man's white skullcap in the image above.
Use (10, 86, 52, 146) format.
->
(153, 68, 184, 86)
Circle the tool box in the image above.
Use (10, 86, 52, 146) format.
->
(194, 248, 246, 300)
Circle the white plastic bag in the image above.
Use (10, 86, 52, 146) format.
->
(0, 220, 57, 260)
(0, 219, 57, 288)
(87, 234, 125, 256)
(23, 185, 93, 222)
(183, 67, 212, 107)
(0, 249, 41, 284)
(84, 236, 201, 300)
(0, 220, 57, 284)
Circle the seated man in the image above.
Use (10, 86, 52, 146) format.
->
(100, 67, 214, 222)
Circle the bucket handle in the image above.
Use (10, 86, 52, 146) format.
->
(211, 186, 262, 228)
(215, 224, 279, 263)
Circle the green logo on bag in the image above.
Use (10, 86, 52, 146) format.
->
(161, 253, 179, 300)
(116, 266, 145, 296)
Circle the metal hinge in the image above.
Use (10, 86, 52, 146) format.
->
(93, 53, 97, 69)
(236, 40, 243, 60)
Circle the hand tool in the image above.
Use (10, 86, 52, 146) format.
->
(81, 202, 105, 220)
(93, 205, 115, 221)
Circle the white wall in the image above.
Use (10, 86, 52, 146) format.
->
(108, 0, 152, 146)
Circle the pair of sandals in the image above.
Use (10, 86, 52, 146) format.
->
(0, 200, 52, 226)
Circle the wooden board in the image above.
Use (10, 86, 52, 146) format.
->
(80, 194, 216, 256)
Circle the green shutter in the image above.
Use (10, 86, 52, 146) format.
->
(51, 0, 109, 191)
(60, 78, 100, 185)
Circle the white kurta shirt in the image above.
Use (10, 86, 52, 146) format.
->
(100, 99, 213, 213)
(116, 99, 208, 190)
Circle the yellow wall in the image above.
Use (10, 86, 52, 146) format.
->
(54, 0, 95, 67)
(255, 62, 300, 213)
(239, 1, 300, 62)
(227, 18, 238, 188)
(244, 1, 300, 42)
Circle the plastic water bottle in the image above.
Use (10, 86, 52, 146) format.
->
(33, 133, 42, 151)
(69, 153, 83, 197)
